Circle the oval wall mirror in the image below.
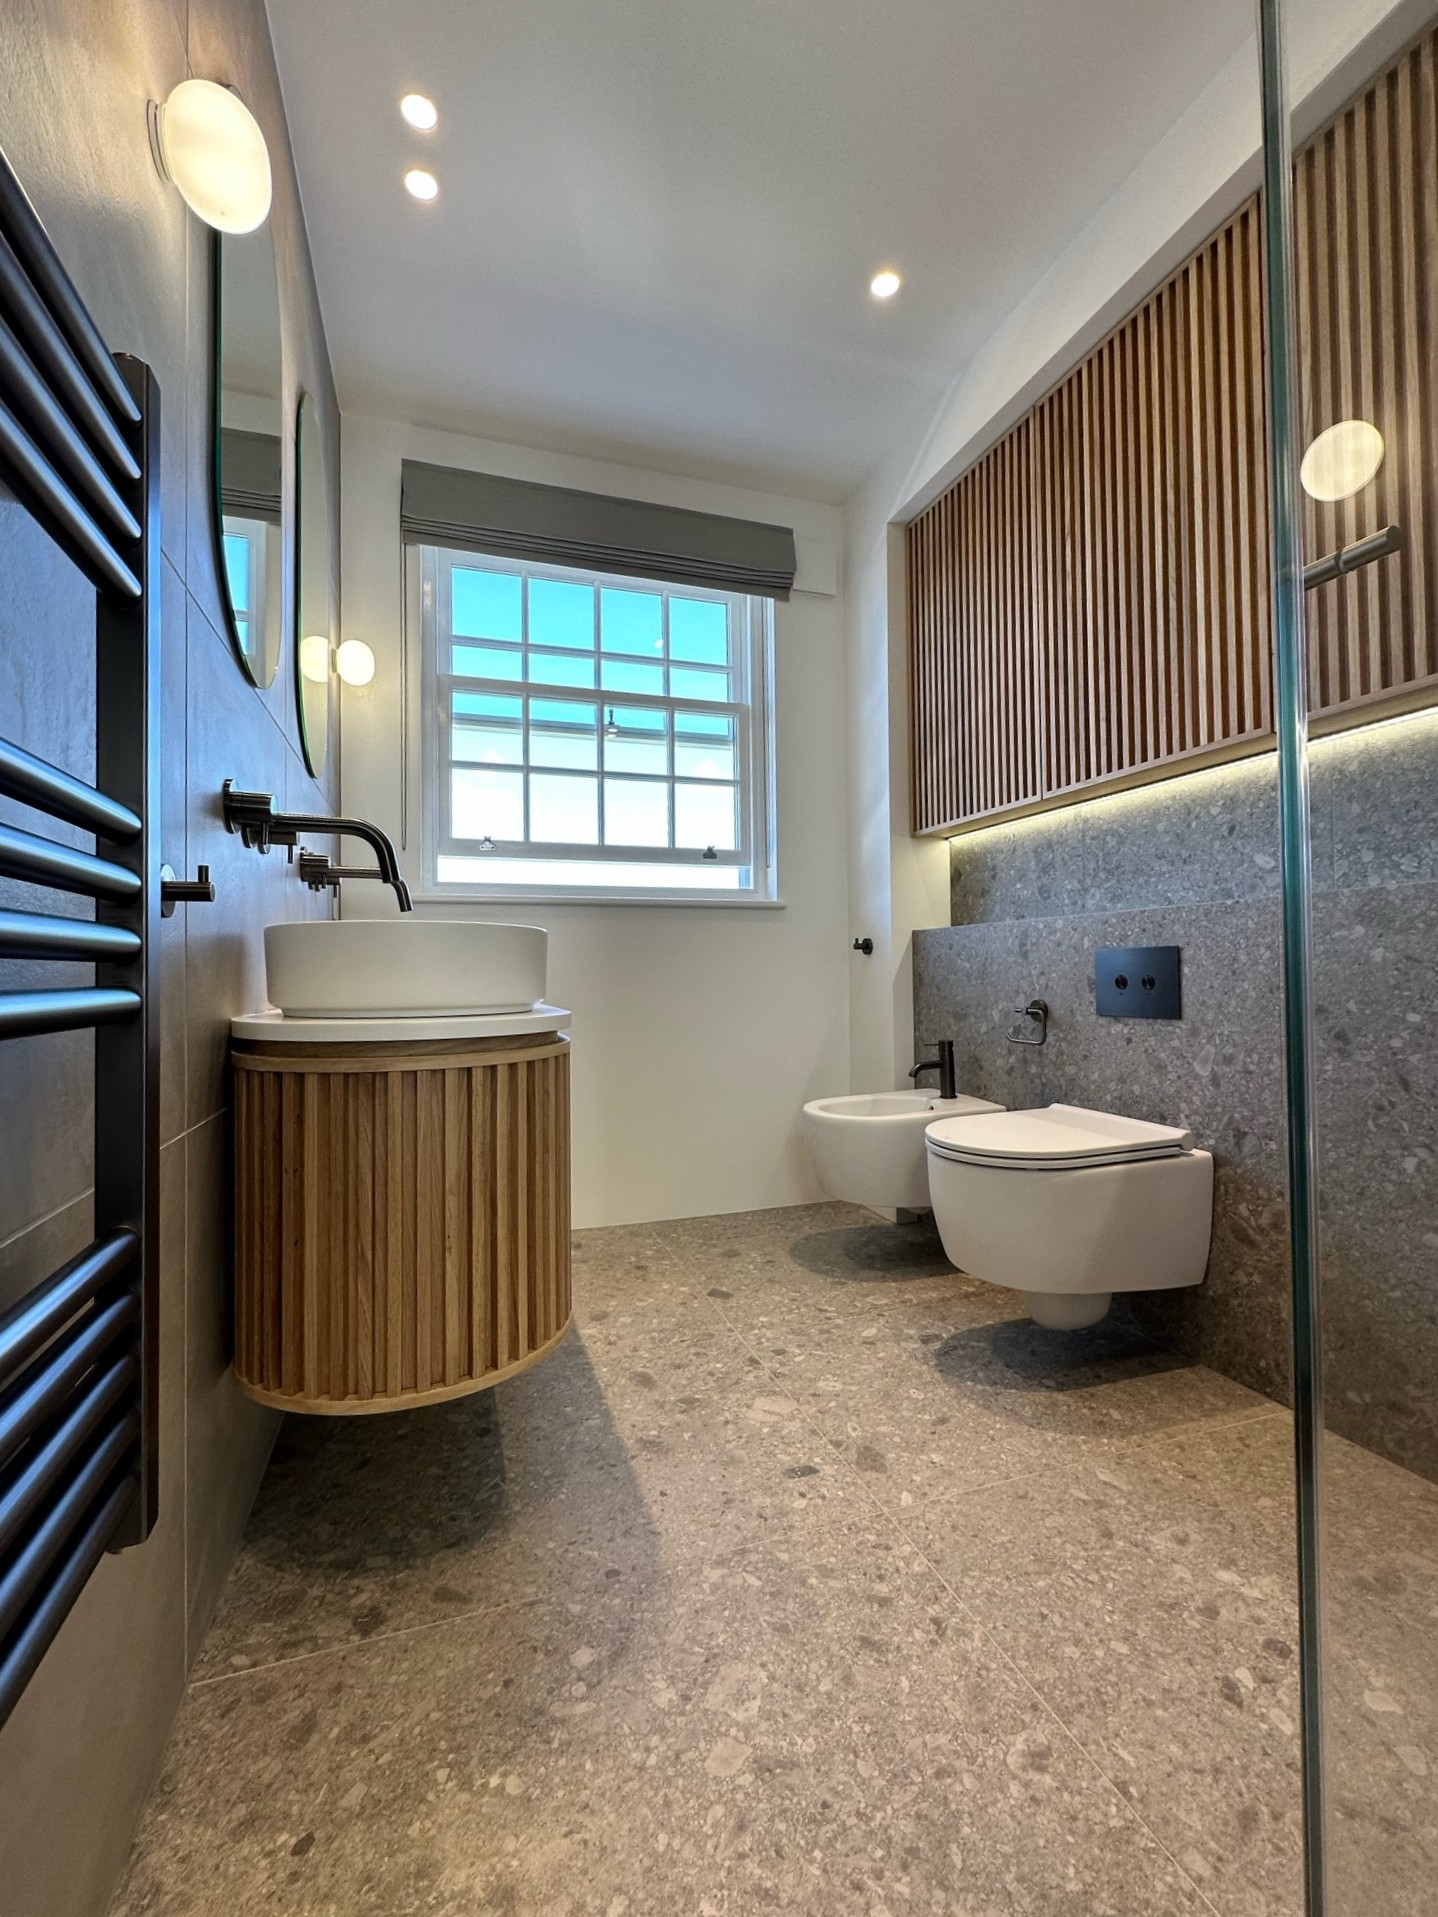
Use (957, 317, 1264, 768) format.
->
(213, 224, 284, 687)
(295, 390, 333, 776)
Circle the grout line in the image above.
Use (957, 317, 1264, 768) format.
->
(678, 1275, 1230, 1917)
(1124, 1403, 1290, 1453)
(188, 1593, 548, 1691)
(0, 1187, 92, 1258)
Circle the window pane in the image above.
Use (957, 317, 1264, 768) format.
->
(604, 706, 668, 776)
(669, 597, 729, 666)
(452, 767, 523, 840)
(454, 691, 523, 721)
(674, 735, 735, 781)
(531, 700, 598, 771)
(530, 773, 598, 844)
(675, 781, 737, 850)
(603, 777, 669, 847)
(600, 587, 663, 656)
(671, 666, 730, 703)
(223, 532, 251, 614)
(453, 643, 522, 681)
(452, 567, 522, 642)
(529, 577, 594, 650)
(676, 708, 734, 737)
(529, 650, 597, 691)
(600, 657, 664, 696)
(453, 718, 523, 766)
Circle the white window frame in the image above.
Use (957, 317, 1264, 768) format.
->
(409, 543, 778, 905)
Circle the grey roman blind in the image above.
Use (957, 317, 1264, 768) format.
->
(400, 460, 796, 600)
(219, 428, 282, 523)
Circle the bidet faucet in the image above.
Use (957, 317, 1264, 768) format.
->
(221, 781, 414, 912)
(910, 1039, 957, 1101)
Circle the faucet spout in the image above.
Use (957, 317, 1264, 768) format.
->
(909, 1038, 957, 1101)
(222, 782, 413, 911)
(275, 812, 414, 911)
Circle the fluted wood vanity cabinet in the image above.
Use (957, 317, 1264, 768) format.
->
(910, 21, 1438, 835)
(232, 1028, 571, 1414)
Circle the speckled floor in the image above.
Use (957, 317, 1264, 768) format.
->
(110, 1204, 1438, 1917)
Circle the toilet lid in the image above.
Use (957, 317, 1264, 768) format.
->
(925, 1102, 1194, 1170)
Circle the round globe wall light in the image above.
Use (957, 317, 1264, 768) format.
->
(1300, 419, 1385, 502)
(336, 639, 376, 687)
(299, 634, 332, 684)
(869, 269, 902, 300)
(149, 79, 272, 233)
(404, 168, 440, 203)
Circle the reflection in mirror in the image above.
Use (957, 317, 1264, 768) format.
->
(295, 391, 332, 776)
(215, 223, 284, 687)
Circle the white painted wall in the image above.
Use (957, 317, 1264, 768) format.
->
(338, 415, 850, 1227)
(843, 0, 1429, 1097)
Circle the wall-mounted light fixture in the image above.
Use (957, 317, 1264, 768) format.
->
(335, 639, 376, 687)
(1299, 417, 1403, 592)
(149, 79, 272, 233)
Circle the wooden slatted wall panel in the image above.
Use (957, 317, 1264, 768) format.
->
(1069, 204, 1272, 781)
(907, 422, 1040, 832)
(914, 200, 1269, 832)
(1296, 30, 1438, 720)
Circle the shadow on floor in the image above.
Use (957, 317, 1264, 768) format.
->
(931, 1313, 1200, 1435)
(787, 1219, 956, 1283)
(237, 1330, 659, 1583)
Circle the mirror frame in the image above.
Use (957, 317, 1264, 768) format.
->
(294, 388, 333, 777)
(209, 228, 286, 690)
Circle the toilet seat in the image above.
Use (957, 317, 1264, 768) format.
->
(925, 1102, 1195, 1172)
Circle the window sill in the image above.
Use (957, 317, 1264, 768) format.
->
(412, 887, 787, 910)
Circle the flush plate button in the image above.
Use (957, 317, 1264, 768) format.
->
(1095, 945, 1182, 1019)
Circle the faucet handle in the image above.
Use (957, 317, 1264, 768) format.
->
(221, 781, 277, 850)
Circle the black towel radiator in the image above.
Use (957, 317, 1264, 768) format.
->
(0, 147, 161, 1729)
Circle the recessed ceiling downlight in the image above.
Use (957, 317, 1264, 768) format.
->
(404, 168, 439, 203)
(400, 93, 438, 130)
(870, 269, 901, 300)
(1300, 419, 1385, 502)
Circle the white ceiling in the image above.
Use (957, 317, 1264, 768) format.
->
(267, 0, 1254, 502)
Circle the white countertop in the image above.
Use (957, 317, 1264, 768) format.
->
(231, 1003, 572, 1044)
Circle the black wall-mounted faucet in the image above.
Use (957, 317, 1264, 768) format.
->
(221, 782, 414, 912)
(910, 1038, 957, 1101)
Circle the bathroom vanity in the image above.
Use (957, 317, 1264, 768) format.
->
(229, 1005, 572, 1414)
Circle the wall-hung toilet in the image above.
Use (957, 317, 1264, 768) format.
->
(803, 1090, 1005, 1212)
(924, 1103, 1214, 1328)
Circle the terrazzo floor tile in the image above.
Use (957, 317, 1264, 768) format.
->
(110, 1202, 1438, 1917)
(902, 1413, 1305, 1916)
(117, 1544, 1213, 1917)
(196, 1286, 893, 1677)
(730, 1296, 1273, 1509)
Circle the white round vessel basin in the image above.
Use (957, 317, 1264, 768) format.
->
(265, 920, 547, 1018)
(802, 1090, 1004, 1212)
